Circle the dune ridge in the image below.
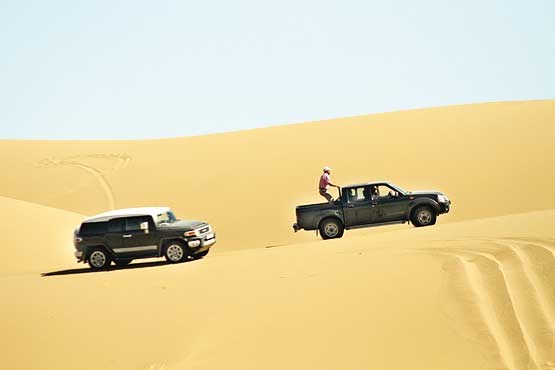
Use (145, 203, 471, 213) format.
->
(1, 100, 554, 370)
(0, 100, 554, 251)
(0, 196, 84, 276)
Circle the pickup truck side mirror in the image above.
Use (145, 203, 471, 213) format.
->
(140, 222, 149, 234)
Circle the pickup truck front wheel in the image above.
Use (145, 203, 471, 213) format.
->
(411, 206, 437, 227)
(319, 218, 344, 240)
(164, 241, 188, 263)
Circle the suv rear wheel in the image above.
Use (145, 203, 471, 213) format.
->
(88, 248, 111, 270)
(164, 241, 188, 263)
(411, 206, 437, 227)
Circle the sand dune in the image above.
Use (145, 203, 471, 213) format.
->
(1, 208, 554, 370)
(1, 100, 554, 370)
(0, 196, 83, 276)
(0, 100, 554, 251)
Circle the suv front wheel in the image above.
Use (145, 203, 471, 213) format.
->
(88, 248, 111, 270)
(164, 241, 188, 263)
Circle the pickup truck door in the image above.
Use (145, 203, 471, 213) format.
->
(342, 186, 375, 226)
(120, 217, 159, 257)
(372, 195, 409, 222)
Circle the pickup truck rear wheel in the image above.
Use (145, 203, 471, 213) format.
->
(88, 248, 111, 270)
(319, 218, 344, 240)
(411, 206, 437, 227)
(164, 241, 188, 263)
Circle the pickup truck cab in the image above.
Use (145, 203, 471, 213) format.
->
(293, 181, 450, 239)
(73, 207, 216, 270)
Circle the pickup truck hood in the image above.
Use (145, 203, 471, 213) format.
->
(157, 220, 206, 231)
(408, 190, 444, 195)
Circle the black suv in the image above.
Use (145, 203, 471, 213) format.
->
(293, 181, 451, 239)
(73, 207, 216, 270)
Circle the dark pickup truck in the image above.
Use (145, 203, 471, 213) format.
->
(293, 181, 451, 239)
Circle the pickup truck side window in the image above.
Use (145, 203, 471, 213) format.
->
(347, 187, 372, 203)
(376, 185, 400, 199)
(125, 216, 152, 231)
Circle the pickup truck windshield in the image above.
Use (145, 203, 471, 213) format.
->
(156, 211, 177, 224)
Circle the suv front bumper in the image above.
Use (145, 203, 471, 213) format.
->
(441, 200, 451, 213)
(186, 232, 216, 254)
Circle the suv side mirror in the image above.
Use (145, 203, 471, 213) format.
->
(140, 222, 149, 234)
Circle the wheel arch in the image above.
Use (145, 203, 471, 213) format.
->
(407, 200, 441, 219)
(84, 244, 112, 261)
(159, 237, 189, 256)
(315, 211, 344, 230)
(318, 215, 344, 230)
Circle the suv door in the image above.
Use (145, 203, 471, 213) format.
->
(104, 218, 124, 252)
(342, 186, 375, 226)
(121, 216, 159, 257)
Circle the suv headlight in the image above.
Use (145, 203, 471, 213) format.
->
(437, 194, 447, 203)
(184, 230, 199, 237)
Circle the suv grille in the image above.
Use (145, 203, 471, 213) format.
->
(199, 226, 210, 234)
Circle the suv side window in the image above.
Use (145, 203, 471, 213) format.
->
(124, 216, 152, 231)
(80, 222, 107, 236)
(107, 218, 123, 233)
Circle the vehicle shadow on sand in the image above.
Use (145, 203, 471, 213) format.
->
(41, 259, 196, 277)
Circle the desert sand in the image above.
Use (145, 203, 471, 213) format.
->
(1, 100, 554, 370)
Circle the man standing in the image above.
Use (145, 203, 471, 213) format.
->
(319, 166, 339, 204)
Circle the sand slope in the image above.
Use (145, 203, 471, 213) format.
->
(1, 208, 554, 370)
(0, 100, 554, 251)
(1, 100, 554, 370)
(0, 196, 84, 276)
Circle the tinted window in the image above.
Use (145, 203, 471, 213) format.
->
(125, 216, 151, 231)
(107, 218, 123, 233)
(346, 187, 372, 203)
(80, 222, 107, 236)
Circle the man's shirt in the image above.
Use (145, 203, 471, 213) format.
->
(319, 173, 331, 189)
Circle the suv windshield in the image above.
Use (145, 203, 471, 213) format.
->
(156, 210, 177, 224)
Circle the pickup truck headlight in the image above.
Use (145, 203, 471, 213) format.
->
(437, 194, 447, 203)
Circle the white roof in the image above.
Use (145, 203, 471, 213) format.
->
(83, 207, 171, 223)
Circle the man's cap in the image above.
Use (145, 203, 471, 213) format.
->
(323, 166, 332, 172)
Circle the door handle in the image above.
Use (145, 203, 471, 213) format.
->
(122, 234, 132, 238)
(347, 204, 355, 208)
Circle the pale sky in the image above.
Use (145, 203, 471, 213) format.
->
(2, 0, 554, 139)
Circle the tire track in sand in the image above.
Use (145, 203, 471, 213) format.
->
(416, 237, 555, 370)
(37, 153, 131, 210)
(437, 248, 530, 370)
(451, 244, 551, 369)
